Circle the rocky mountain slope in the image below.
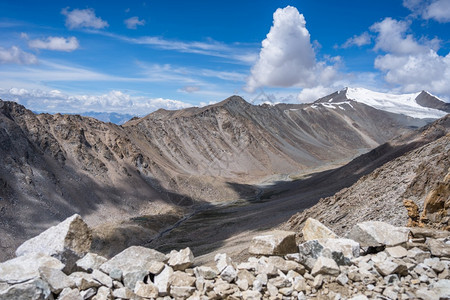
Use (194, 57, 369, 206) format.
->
(286, 115, 450, 238)
(0, 94, 445, 262)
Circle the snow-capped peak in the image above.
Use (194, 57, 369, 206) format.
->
(344, 87, 447, 119)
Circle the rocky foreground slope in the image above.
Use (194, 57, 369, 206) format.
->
(286, 115, 450, 239)
(0, 96, 429, 261)
(1, 214, 449, 300)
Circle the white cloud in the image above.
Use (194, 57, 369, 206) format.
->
(0, 46, 37, 64)
(28, 36, 80, 52)
(124, 16, 145, 29)
(297, 86, 335, 103)
(370, 17, 450, 96)
(403, 0, 450, 22)
(374, 50, 450, 94)
(62, 8, 108, 29)
(424, 0, 450, 22)
(370, 18, 430, 55)
(341, 32, 372, 48)
(0, 88, 192, 115)
(245, 6, 338, 92)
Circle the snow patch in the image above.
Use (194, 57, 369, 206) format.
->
(345, 87, 446, 119)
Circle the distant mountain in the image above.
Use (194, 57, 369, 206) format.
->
(315, 87, 448, 119)
(78, 111, 136, 125)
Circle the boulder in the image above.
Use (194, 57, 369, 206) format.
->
(346, 221, 410, 247)
(154, 265, 173, 296)
(76, 253, 107, 272)
(311, 257, 340, 276)
(248, 230, 297, 256)
(91, 269, 113, 288)
(38, 266, 76, 294)
(68, 272, 101, 290)
(92, 286, 111, 300)
(167, 247, 194, 271)
(298, 238, 359, 269)
(426, 238, 450, 257)
(100, 246, 167, 276)
(385, 246, 408, 258)
(15, 214, 92, 273)
(169, 271, 196, 287)
(134, 281, 158, 298)
(58, 287, 84, 300)
(194, 266, 218, 280)
(374, 259, 408, 276)
(0, 278, 51, 300)
(0, 253, 64, 284)
(302, 218, 338, 240)
(215, 253, 234, 273)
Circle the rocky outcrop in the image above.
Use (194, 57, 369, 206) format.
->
(15, 214, 92, 272)
(2, 216, 450, 299)
(420, 171, 450, 230)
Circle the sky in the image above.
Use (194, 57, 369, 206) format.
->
(1, 0, 450, 115)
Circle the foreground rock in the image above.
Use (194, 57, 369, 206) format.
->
(15, 214, 92, 272)
(248, 230, 297, 255)
(2, 216, 450, 300)
(302, 218, 338, 240)
(346, 221, 410, 247)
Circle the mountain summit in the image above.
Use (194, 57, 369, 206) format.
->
(315, 87, 448, 119)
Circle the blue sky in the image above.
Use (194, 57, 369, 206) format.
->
(0, 0, 449, 115)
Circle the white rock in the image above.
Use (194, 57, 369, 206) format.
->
(302, 218, 338, 240)
(69, 272, 101, 290)
(92, 286, 111, 300)
(100, 246, 166, 276)
(134, 281, 158, 298)
(0, 278, 52, 300)
(220, 265, 237, 283)
(154, 265, 173, 296)
(76, 253, 107, 272)
(249, 230, 297, 255)
(38, 266, 76, 294)
(57, 287, 84, 300)
(194, 266, 218, 280)
(92, 269, 113, 288)
(346, 221, 409, 247)
(15, 214, 92, 272)
(385, 246, 408, 258)
(311, 257, 340, 276)
(214, 253, 233, 273)
(0, 253, 64, 284)
(167, 247, 194, 271)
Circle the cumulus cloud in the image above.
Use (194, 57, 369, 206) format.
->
(370, 18, 431, 55)
(403, 0, 450, 22)
(371, 17, 450, 96)
(28, 36, 79, 52)
(245, 6, 338, 92)
(0, 46, 37, 64)
(341, 32, 372, 48)
(297, 86, 335, 103)
(124, 16, 145, 29)
(0, 88, 192, 115)
(62, 8, 108, 29)
(424, 0, 450, 22)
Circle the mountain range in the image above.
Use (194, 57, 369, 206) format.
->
(0, 87, 448, 261)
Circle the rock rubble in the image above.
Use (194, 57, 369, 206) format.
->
(1, 215, 449, 300)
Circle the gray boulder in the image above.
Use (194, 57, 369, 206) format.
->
(15, 214, 92, 273)
(298, 238, 360, 269)
(0, 253, 64, 284)
(346, 221, 410, 247)
(0, 278, 51, 300)
(100, 246, 167, 276)
(38, 266, 76, 294)
(248, 230, 297, 256)
(76, 253, 107, 272)
(311, 257, 340, 276)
